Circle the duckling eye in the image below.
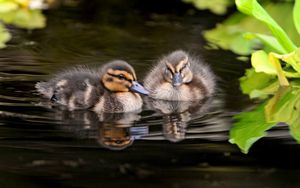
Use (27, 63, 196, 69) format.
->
(117, 74, 125, 80)
(179, 63, 190, 73)
(181, 63, 189, 70)
(164, 68, 173, 78)
(165, 68, 170, 74)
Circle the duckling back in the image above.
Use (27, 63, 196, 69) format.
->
(144, 50, 216, 101)
(36, 67, 102, 110)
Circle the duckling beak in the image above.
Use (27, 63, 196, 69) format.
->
(172, 73, 183, 87)
(130, 81, 149, 95)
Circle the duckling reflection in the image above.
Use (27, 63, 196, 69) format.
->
(96, 111, 141, 150)
(98, 112, 150, 150)
(145, 98, 211, 142)
(98, 123, 134, 150)
(55, 109, 148, 150)
(163, 113, 188, 142)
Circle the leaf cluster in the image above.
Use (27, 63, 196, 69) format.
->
(229, 0, 300, 153)
(0, 0, 46, 48)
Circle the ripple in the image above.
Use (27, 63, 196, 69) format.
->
(0, 70, 45, 76)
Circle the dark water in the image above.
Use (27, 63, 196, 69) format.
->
(1, 1, 300, 188)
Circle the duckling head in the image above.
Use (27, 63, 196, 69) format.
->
(101, 60, 149, 95)
(163, 50, 193, 87)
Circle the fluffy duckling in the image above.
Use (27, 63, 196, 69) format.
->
(35, 60, 149, 113)
(144, 50, 215, 101)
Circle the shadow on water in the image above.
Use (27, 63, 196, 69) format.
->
(0, 0, 300, 187)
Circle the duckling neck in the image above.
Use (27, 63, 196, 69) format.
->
(93, 91, 142, 113)
(149, 81, 206, 101)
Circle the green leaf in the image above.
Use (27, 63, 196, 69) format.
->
(269, 52, 289, 86)
(205, 2, 300, 55)
(251, 50, 277, 74)
(235, 0, 297, 52)
(271, 88, 300, 122)
(266, 87, 300, 142)
(231, 85, 300, 153)
(279, 48, 300, 73)
(0, 23, 11, 48)
(249, 80, 279, 99)
(13, 9, 46, 29)
(0, 10, 15, 23)
(0, 9, 46, 29)
(0, 2, 18, 13)
(204, 14, 262, 55)
(244, 33, 287, 54)
(229, 103, 275, 154)
(240, 68, 276, 95)
(264, 86, 290, 122)
(182, 0, 234, 15)
(290, 123, 300, 142)
(293, 0, 300, 35)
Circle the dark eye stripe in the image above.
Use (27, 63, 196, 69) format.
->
(166, 67, 174, 74)
(179, 63, 189, 73)
(107, 73, 132, 82)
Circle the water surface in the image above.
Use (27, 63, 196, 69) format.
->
(0, 1, 299, 188)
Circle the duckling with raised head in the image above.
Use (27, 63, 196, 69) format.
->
(36, 60, 149, 113)
(144, 50, 215, 101)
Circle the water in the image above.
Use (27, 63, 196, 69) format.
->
(0, 1, 299, 188)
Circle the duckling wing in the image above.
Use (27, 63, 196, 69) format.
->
(190, 59, 216, 97)
(36, 70, 103, 110)
(36, 81, 55, 99)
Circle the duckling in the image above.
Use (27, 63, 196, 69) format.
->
(35, 60, 149, 113)
(144, 50, 216, 101)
